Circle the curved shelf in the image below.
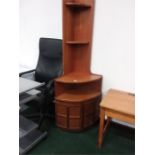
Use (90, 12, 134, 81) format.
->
(55, 91, 101, 102)
(55, 73, 102, 84)
(65, 2, 91, 9)
(66, 41, 89, 45)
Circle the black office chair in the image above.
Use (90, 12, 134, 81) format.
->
(20, 38, 62, 128)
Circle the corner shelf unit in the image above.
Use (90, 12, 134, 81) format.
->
(54, 0, 102, 131)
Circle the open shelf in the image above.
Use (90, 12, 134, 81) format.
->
(55, 72, 102, 84)
(56, 90, 101, 102)
(66, 41, 89, 45)
(65, 2, 91, 9)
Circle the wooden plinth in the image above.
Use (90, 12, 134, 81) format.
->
(55, 96, 100, 131)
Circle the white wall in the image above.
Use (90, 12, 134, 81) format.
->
(92, 0, 135, 93)
(20, 0, 62, 68)
(20, 0, 135, 93)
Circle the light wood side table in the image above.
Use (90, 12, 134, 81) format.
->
(98, 89, 135, 148)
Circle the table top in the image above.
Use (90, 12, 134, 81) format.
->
(19, 77, 44, 95)
(100, 89, 135, 116)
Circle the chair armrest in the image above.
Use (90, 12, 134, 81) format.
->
(19, 69, 36, 81)
(19, 69, 36, 77)
(46, 80, 54, 90)
(41, 80, 54, 99)
(57, 68, 63, 77)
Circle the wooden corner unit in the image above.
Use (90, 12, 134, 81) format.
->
(54, 0, 103, 131)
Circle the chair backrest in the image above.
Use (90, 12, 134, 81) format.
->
(35, 38, 62, 83)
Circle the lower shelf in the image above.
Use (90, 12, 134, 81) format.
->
(55, 72, 102, 84)
(19, 115, 38, 138)
(19, 130, 47, 155)
(55, 91, 101, 102)
(55, 95, 101, 131)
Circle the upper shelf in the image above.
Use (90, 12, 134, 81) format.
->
(66, 41, 89, 45)
(55, 72, 102, 84)
(65, 2, 91, 9)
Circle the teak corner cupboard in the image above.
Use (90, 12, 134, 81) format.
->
(54, 0, 103, 131)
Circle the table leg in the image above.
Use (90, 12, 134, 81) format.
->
(98, 108, 105, 148)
